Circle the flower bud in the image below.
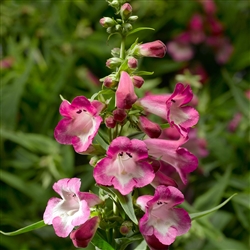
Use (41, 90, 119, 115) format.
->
(103, 76, 117, 88)
(105, 115, 117, 128)
(106, 57, 122, 69)
(132, 75, 144, 88)
(120, 221, 133, 235)
(138, 116, 162, 138)
(128, 15, 138, 22)
(120, 3, 132, 19)
(123, 23, 133, 32)
(128, 57, 138, 69)
(113, 108, 127, 122)
(111, 47, 120, 57)
(99, 17, 116, 28)
(136, 40, 167, 58)
(110, 0, 119, 8)
(70, 217, 100, 248)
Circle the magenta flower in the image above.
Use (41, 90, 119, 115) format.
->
(144, 138, 198, 184)
(43, 178, 102, 238)
(116, 71, 137, 109)
(137, 40, 167, 58)
(93, 136, 155, 195)
(70, 216, 100, 248)
(137, 83, 199, 137)
(54, 96, 103, 153)
(137, 185, 191, 247)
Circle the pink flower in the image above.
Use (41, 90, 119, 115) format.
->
(93, 136, 155, 195)
(132, 75, 144, 88)
(54, 96, 103, 153)
(116, 71, 137, 109)
(144, 138, 198, 184)
(43, 178, 102, 238)
(188, 14, 206, 44)
(137, 83, 199, 137)
(137, 186, 191, 247)
(70, 216, 100, 248)
(137, 40, 167, 58)
(138, 116, 162, 138)
(167, 40, 194, 62)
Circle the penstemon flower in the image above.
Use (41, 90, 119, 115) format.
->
(137, 185, 191, 249)
(41, 1, 202, 249)
(93, 136, 155, 195)
(43, 178, 102, 237)
(54, 96, 103, 153)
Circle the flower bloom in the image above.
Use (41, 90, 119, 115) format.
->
(93, 136, 155, 195)
(144, 137, 198, 185)
(70, 216, 100, 248)
(54, 96, 103, 153)
(137, 185, 191, 248)
(43, 178, 102, 238)
(116, 71, 138, 109)
(137, 83, 199, 137)
(137, 40, 167, 58)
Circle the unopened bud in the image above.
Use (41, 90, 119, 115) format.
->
(138, 116, 162, 138)
(120, 221, 133, 236)
(132, 75, 144, 88)
(105, 115, 117, 128)
(120, 3, 132, 19)
(128, 57, 138, 69)
(110, 0, 119, 8)
(115, 24, 122, 31)
(113, 108, 127, 122)
(136, 40, 167, 58)
(128, 15, 138, 22)
(100, 17, 116, 28)
(123, 23, 132, 32)
(106, 57, 122, 69)
(111, 47, 120, 57)
(103, 76, 117, 88)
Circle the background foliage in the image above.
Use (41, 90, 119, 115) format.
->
(0, 0, 249, 249)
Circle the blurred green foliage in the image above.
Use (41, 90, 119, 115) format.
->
(0, 0, 249, 249)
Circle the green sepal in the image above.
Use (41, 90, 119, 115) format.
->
(190, 193, 237, 220)
(127, 27, 155, 36)
(0, 220, 46, 236)
(116, 233, 143, 250)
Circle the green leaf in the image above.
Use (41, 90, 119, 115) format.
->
(127, 27, 155, 36)
(134, 240, 147, 250)
(112, 190, 138, 225)
(116, 234, 143, 250)
(0, 220, 46, 236)
(190, 193, 237, 220)
(91, 231, 114, 250)
(134, 71, 154, 76)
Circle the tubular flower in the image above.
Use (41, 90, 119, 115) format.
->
(54, 96, 103, 153)
(93, 136, 155, 195)
(70, 216, 100, 248)
(137, 83, 199, 137)
(144, 138, 198, 185)
(43, 178, 102, 238)
(137, 186, 191, 248)
(116, 71, 138, 109)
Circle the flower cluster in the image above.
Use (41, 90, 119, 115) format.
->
(43, 1, 200, 249)
(167, 0, 233, 65)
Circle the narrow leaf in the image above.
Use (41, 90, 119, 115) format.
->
(127, 27, 155, 36)
(190, 193, 237, 220)
(135, 240, 147, 250)
(112, 190, 138, 225)
(91, 231, 114, 250)
(0, 220, 46, 236)
(134, 71, 154, 76)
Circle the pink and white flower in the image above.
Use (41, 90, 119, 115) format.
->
(137, 185, 191, 248)
(116, 71, 138, 109)
(137, 83, 199, 137)
(54, 96, 103, 153)
(93, 136, 155, 195)
(144, 137, 198, 184)
(43, 178, 102, 238)
(136, 40, 167, 58)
